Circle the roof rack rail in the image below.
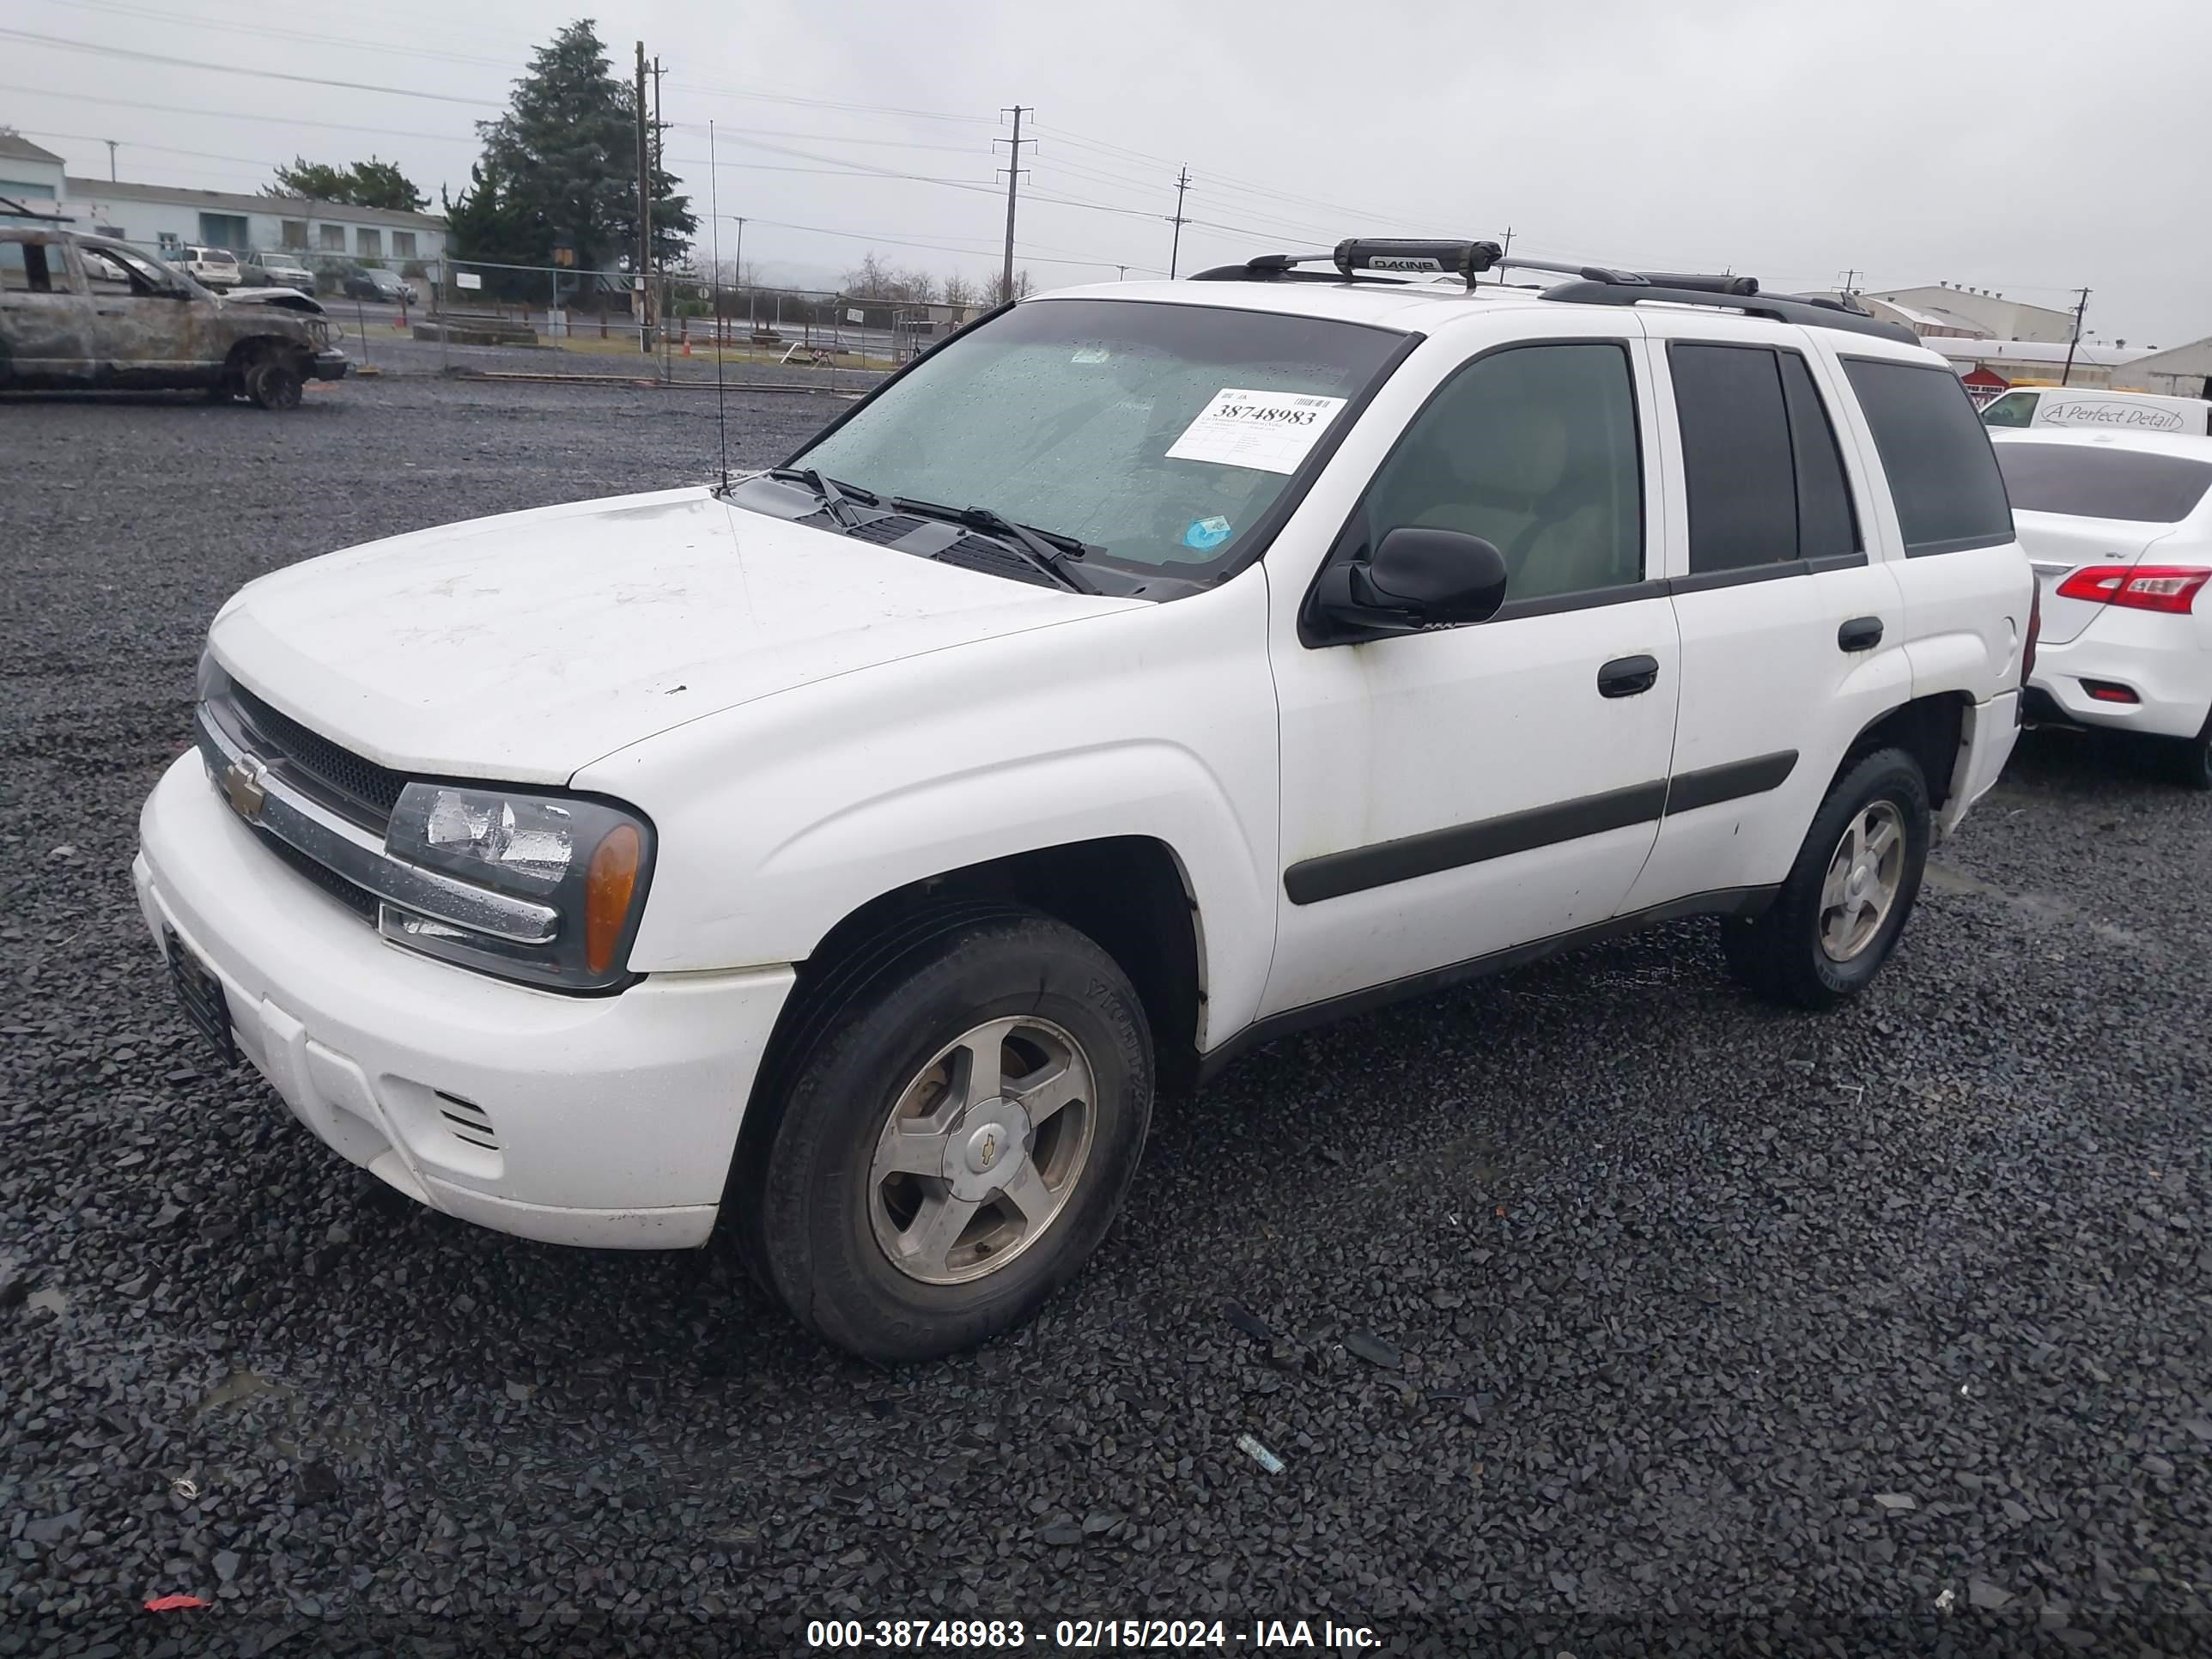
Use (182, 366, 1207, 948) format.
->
(1536, 280, 1916, 343)
(1187, 238, 1918, 343)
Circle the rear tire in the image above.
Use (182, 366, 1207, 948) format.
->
(734, 908, 1152, 1363)
(1721, 746, 1930, 1010)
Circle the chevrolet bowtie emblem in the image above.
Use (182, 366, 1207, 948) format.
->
(222, 757, 268, 821)
(978, 1129, 1000, 1169)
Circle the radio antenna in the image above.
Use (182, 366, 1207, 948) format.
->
(708, 118, 730, 493)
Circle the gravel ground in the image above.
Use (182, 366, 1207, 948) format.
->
(3, 379, 2209, 1657)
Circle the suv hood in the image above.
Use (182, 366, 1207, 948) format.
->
(223, 287, 325, 315)
(209, 486, 1141, 785)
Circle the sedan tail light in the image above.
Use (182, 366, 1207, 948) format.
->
(2054, 564, 2212, 614)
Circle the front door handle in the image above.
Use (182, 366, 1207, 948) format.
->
(1597, 653, 1660, 697)
(1838, 616, 1884, 652)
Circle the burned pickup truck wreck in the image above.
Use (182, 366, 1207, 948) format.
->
(0, 226, 348, 409)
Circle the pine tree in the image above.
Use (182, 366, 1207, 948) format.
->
(462, 19, 694, 276)
(266, 156, 427, 211)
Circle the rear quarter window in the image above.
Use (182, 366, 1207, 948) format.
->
(1842, 358, 2015, 555)
(1993, 443, 2212, 524)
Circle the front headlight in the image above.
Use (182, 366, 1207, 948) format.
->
(382, 781, 653, 991)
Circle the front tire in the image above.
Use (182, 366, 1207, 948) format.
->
(737, 908, 1153, 1363)
(2171, 713, 2212, 792)
(1722, 746, 1930, 1009)
(245, 354, 303, 411)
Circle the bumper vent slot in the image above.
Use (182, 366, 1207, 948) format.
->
(434, 1091, 500, 1152)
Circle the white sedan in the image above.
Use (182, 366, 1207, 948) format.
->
(1992, 428, 2212, 787)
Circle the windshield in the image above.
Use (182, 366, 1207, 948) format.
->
(787, 298, 1407, 574)
(1994, 441, 2212, 524)
(1980, 391, 2037, 427)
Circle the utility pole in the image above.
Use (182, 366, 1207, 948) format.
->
(732, 216, 745, 331)
(1169, 166, 1190, 279)
(105, 138, 117, 181)
(2060, 286, 2091, 386)
(995, 106, 1031, 303)
(653, 55, 666, 376)
(634, 40, 652, 355)
(1496, 225, 1513, 284)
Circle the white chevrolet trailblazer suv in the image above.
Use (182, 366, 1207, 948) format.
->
(136, 240, 2034, 1360)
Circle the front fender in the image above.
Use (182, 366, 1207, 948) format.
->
(575, 573, 1282, 1042)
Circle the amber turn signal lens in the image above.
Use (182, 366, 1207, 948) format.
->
(584, 824, 642, 975)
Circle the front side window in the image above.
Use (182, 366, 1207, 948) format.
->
(80, 240, 184, 298)
(787, 298, 1407, 575)
(1842, 357, 2014, 555)
(1358, 341, 1644, 602)
(1980, 390, 2038, 428)
(1993, 442, 2212, 524)
(1670, 343, 1860, 574)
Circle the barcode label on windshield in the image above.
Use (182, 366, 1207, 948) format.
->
(1165, 388, 1348, 474)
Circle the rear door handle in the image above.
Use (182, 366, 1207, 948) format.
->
(1838, 616, 1884, 652)
(1597, 653, 1660, 697)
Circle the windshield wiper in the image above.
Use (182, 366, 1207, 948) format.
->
(767, 466, 878, 528)
(887, 496, 1097, 593)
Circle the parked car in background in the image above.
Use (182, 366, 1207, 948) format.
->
(1993, 428, 2212, 786)
(0, 227, 348, 409)
(1983, 386, 2212, 437)
(173, 245, 242, 289)
(338, 264, 416, 307)
(135, 240, 2033, 1360)
(240, 249, 316, 292)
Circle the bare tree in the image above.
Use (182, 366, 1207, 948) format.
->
(841, 251, 896, 296)
(940, 271, 980, 310)
(995, 268, 1036, 304)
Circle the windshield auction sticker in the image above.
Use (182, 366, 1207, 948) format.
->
(1166, 388, 1349, 474)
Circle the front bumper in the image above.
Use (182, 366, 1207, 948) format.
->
(310, 348, 350, 382)
(136, 751, 794, 1249)
(2028, 610, 2212, 740)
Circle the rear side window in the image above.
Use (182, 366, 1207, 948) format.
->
(0, 240, 67, 293)
(1993, 442, 2212, 524)
(1842, 358, 2014, 555)
(1669, 343, 1861, 573)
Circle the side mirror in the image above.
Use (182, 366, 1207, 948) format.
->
(1315, 526, 1509, 640)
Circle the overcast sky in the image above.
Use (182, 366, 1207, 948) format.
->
(6, 0, 2206, 347)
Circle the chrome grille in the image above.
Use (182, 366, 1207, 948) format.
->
(224, 681, 405, 830)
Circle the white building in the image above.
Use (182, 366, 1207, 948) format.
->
(56, 176, 447, 269)
(1920, 336, 2143, 391)
(1858, 283, 2080, 344)
(2112, 337, 2212, 399)
(0, 131, 65, 210)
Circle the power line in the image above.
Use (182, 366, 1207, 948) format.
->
(0, 27, 501, 106)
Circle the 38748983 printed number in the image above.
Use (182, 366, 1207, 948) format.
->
(803, 1618, 1231, 1648)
